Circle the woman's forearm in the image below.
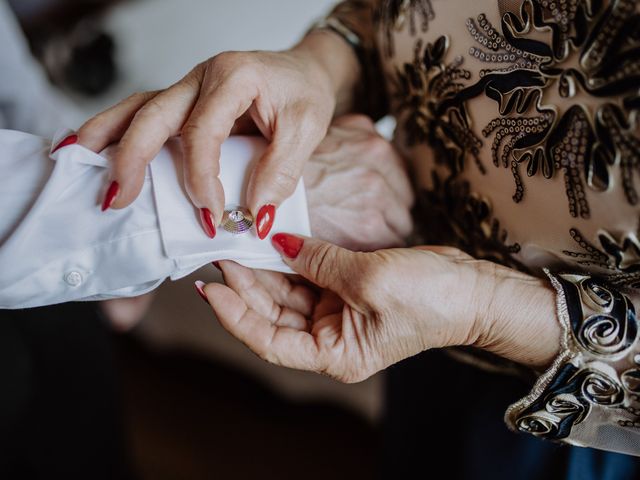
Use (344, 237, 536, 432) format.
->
(292, 0, 387, 119)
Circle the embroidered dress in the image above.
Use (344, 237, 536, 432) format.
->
(321, 0, 640, 462)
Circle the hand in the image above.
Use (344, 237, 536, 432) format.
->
(99, 292, 155, 332)
(198, 235, 561, 383)
(77, 31, 360, 240)
(305, 115, 414, 251)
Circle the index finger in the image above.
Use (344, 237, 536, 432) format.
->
(107, 73, 203, 209)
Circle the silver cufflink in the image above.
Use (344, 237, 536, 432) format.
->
(222, 206, 253, 234)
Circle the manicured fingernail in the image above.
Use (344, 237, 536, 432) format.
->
(256, 204, 276, 240)
(101, 181, 120, 211)
(52, 134, 78, 153)
(271, 233, 303, 259)
(199, 208, 217, 238)
(212, 261, 221, 271)
(194, 280, 208, 304)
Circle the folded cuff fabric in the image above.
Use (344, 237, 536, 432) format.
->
(505, 270, 640, 456)
(0, 129, 310, 309)
(149, 135, 311, 279)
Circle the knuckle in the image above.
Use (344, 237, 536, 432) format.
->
(212, 51, 254, 77)
(127, 91, 151, 103)
(212, 50, 240, 65)
(351, 253, 386, 303)
(269, 167, 300, 198)
(181, 67, 204, 89)
(210, 51, 234, 68)
(341, 113, 376, 130)
(295, 107, 330, 139)
(135, 97, 165, 119)
(192, 60, 209, 74)
(79, 114, 105, 133)
(180, 121, 206, 141)
(229, 61, 259, 83)
(364, 134, 392, 157)
(356, 113, 376, 128)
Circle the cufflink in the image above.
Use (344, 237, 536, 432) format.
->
(222, 206, 253, 235)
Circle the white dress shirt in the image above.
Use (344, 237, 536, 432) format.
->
(0, 129, 310, 309)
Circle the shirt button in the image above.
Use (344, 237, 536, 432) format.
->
(64, 271, 83, 287)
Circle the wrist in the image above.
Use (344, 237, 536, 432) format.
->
(291, 29, 360, 115)
(473, 264, 562, 369)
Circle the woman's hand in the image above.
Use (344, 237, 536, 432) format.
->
(77, 31, 361, 239)
(199, 236, 562, 383)
(305, 114, 414, 251)
(100, 292, 155, 332)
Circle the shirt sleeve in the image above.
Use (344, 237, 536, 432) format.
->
(0, 130, 310, 309)
(505, 270, 640, 456)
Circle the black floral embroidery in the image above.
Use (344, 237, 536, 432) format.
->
(466, 13, 545, 75)
(413, 171, 529, 271)
(597, 103, 640, 205)
(391, 36, 485, 176)
(389, 0, 639, 228)
(481, 98, 555, 202)
(379, 0, 435, 56)
(463, 0, 640, 217)
(385, 0, 639, 290)
(394, 34, 526, 265)
(564, 222, 640, 289)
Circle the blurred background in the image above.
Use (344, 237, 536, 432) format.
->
(0, 1, 384, 479)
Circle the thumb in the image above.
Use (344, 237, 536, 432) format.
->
(270, 233, 354, 290)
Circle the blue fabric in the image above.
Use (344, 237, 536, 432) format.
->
(566, 448, 638, 480)
(381, 350, 640, 479)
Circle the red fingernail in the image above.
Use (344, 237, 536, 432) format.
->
(212, 261, 221, 271)
(200, 208, 217, 238)
(101, 181, 120, 211)
(52, 134, 78, 153)
(256, 204, 276, 240)
(194, 280, 208, 304)
(271, 233, 303, 259)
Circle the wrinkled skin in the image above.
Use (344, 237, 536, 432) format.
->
(205, 236, 560, 383)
